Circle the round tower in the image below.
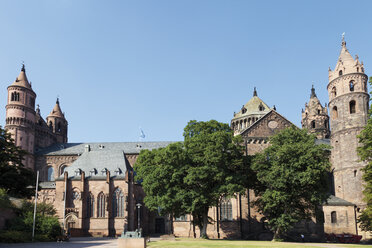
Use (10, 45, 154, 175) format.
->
(46, 98, 68, 143)
(301, 85, 330, 139)
(5, 64, 36, 170)
(327, 38, 369, 208)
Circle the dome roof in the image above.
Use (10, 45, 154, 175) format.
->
(232, 88, 271, 120)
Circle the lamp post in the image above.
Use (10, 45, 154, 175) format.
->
(136, 203, 142, 231)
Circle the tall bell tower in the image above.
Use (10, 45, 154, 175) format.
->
(327, 37, 369, 208)
(5, 64, 37, 170)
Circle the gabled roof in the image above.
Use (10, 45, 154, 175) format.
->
(323, 195, 355, 206)
(36, 141, 176, 155)
(239, 109, 295, 138)
(61, 149, 131, 179)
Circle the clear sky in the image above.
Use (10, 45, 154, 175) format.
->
(0, 0, 371, 142)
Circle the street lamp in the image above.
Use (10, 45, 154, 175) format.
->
(136, 203, 142, 231)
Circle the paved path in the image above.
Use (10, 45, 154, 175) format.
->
(0, 237, 118, 248)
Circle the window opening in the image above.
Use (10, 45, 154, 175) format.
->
(113, 188, 124, 217)
(332, 106, 338, 119)
(350, 100, 356, 114)
(349, 81, 355, 92)
(331, 211, 337, 223)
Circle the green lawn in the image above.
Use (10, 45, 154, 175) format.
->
(147, 238, 369, 248)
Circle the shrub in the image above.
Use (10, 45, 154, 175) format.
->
(0, 230, 31, 243)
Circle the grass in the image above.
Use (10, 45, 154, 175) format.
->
(147, 238, 370, 248)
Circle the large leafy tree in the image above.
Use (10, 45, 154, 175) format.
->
(252, 126, 330, 240)
(0, 126, 35, 197)
(357, 77, 372, 231)
(134, 120, 246, 238)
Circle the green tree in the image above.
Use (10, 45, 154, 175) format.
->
(357, 77, 372, 231)
(252, 126, 330, 240)
(6, 201, 62, 241)
(0, 126, 35, 197)
(134, 120, 246, 238)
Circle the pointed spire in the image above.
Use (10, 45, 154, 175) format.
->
(273, 105, 276, 111)
(310, 84, 317, 98)
(342, 32, 346, 47)
(253, 87, 257, 97)
(12, 63, 31, 88)
(48, 97, 65, 118)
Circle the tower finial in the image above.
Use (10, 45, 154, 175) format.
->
(341, 32, 346, 46)
(310, 84, 317, 98)
(253, 87, 257, 97)
(56, 97, 59, 104)
(21, 62, 25, 72)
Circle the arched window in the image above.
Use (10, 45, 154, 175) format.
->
(259, 104, 265, 111)
(87, 193, 94, 218)
(349, 100, 356, 114)
(112, 188, 124, 217)
(11, 92, 20, 101)
(311, 120, 315, 129)
(332, 106, 338, 119)
(47, 167, 54, 181)
(331, 87, 337, 97)
(339, 70, 343, 76)
(97, 192, 105, 218)
(49, 121, 53, 130)
(331, 211, 337, 223)
(220, 198, 232, 221)
(57, 122, 61, 132)
(349, 81, 355, 92)
(59, 164, 67, 176)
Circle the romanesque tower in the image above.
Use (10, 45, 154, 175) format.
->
(46, 98, 68, 143)
(301, 86, 330, 139)
(5, 65, 36, 169)
(327, 38, 369, 208)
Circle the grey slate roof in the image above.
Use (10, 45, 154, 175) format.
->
(315, 139, 330, 146)
(36, 141, 176, 156)
(61, 149, 132, 179)
(323, 195, 355, 206)
(39, 181, 56, 189)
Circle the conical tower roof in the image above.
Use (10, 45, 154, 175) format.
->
(48, 98, 65, 118)
(233, 88, 271, 119)
(11, 64, 32, 89)
(335, 39, 355, 70)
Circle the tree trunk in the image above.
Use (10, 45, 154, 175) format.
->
(272, 228, 281, 241)
(199, 211, 209, 239)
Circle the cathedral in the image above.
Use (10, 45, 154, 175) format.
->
(3, 39, 371, 240)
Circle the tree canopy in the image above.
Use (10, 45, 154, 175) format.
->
(134, 120, 246, 238)
(0, 126, 35, 197)
(357, 77, 372, 231)
(252, 126, 330, 239)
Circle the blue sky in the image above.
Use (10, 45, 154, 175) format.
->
(0, 0, 371, 142)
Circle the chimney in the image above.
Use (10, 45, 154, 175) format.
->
(85, 144, 90, 152)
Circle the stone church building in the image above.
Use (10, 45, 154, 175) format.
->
(3, 39, 370, 239)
